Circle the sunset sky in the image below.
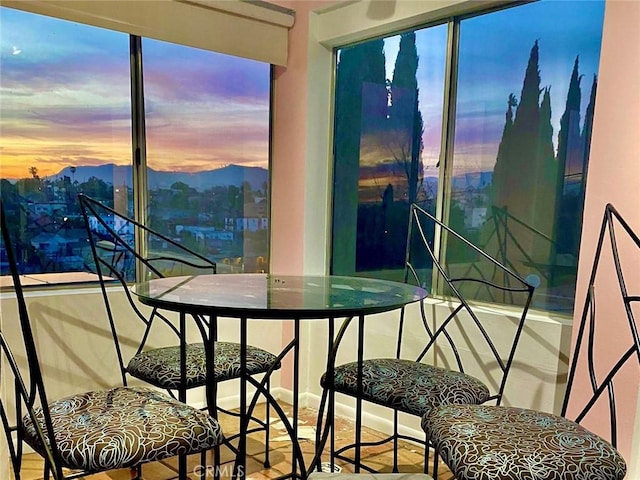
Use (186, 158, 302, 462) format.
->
(0, 6, 270, 180)
(1, 1, 604, 182)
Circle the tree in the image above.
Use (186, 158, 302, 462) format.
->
(491, 93, 517, 206)
(388, 32, 424, 205)
(489, 41, 558, 280)
(492, 41, 543, 216)
(556, 57, 584, 186)
(553, 56, 584, 257)
(79, 176, 112, 201)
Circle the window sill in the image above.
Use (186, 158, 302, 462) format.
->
(0, 272, 102, 290)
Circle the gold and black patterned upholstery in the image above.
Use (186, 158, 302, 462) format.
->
(324, 358, 489, 417)
(23, 386, 224, 473)
(424, 404, 626, 480)
(127, 341, 281, 389)
(78, 194, 279, 469)
(308, 473, 434, 480)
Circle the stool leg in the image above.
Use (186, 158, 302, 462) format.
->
(263, 377, 271, 468)
(393, 410, 399, 472)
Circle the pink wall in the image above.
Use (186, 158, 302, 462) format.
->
(566, 0, 640, 460)
(270, 1, 328, 388)
(270, 0, 329, 275)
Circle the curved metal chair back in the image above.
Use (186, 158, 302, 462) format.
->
(562, 203, 640, 447)
(78, 194, 278, 468)
(0, 203, 65, 479)
(322, 203, 535, 474)
(404, 203, 535, 404)
(424, 203, 638, 480)
(78, 193, 215, 386)
(0, 200, 224, 480)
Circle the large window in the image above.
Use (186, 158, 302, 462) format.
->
(331, 1, 605, 314)
(142, 39, 270, 274)
(0, 7, 270, 280)
(0, 8, 132, 278)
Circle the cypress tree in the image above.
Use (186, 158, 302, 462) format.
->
(389, 32, 424, 205)
(490, 41, 562, 281)
(514, 40, 542, 135)
(570, 74, 598, 255)
(334, 40, 387, 166)
(581, 75, 597, 183)
(554, 56, 583, 256)
(492, 93, 516, 207)
(556, 56, 584, 184)
(492, 41, 541, 222)
(534, 87, 559, 262)
(538, 87, 557, 187)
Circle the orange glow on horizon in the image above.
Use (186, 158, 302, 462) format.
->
(1, 135, 269, 180)
(0, 136, 132, 180)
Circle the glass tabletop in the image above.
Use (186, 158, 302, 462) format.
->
(132, 273, 427, 319)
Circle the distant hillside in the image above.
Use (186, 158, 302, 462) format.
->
(55, 164, 268, 191)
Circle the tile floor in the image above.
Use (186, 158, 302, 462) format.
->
(16, 405, 454, 480)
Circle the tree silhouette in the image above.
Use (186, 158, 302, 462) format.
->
(488, 41, 599, 303)
(554, 56, 585, 257)
(388, 32, 424, 205)
(488, 41, 559, 287)
(556, 56, 584, 184)
(492, 40, 543, 219)
(491, 93, 517, 207)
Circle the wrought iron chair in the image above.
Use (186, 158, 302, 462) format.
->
(319, 203, 534, 473)
(78, 194, 280, 466)
(0, 202, 224, 480)
(423, 203, 636, 480)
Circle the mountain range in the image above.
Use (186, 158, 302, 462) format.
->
(52, 163, 491, 193)
(55, 164, 269, 191)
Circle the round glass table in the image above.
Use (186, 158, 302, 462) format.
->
(133, 273, 426, 319)
(133, 274, 427, 479)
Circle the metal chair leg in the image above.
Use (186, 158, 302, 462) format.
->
(392, 410, 399, 472)
(263, 377, 271, 468)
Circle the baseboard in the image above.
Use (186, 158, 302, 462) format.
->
(303, 392, 426, 445)
(196, 387, 425, 445)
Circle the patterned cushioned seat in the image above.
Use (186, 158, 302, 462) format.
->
(23, 386, 224, 473)
(323, 358, 490, 417)
(126, 341, 281, 389)
(423, 404, 626, 480)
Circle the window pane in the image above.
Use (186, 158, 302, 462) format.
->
(0, 7, 131, 277)
(142, 39, 270, 275)
(331, 26, 448, 284)
(331, 1, 605, 315)
(449, 1, 605, 313)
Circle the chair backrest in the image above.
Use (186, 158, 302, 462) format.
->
(561, 203, 640, 448)
(402, 203, 535, 404)
(0, 202, 66, 480)
(78, 194, 216, 385)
